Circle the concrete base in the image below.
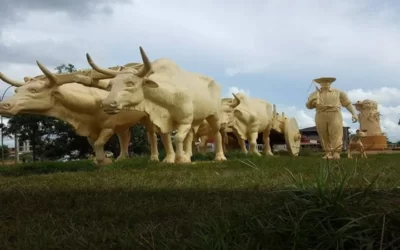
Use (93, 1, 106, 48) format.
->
(349, 149, 400, 155)
(360, 135, 388, 151)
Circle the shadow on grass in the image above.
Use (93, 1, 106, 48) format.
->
(0, 188, 399, 250)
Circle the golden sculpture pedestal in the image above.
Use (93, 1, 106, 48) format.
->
(360, 135, 388, 151)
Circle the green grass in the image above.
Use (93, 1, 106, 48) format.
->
(0, 152, 399, 249)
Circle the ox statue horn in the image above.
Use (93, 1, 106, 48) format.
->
(86, 53, 118, 77)
(0, 72, 25, 87)
(136, 46, 153, 77)
(36, 60, 59, 85)
(230, 93, 241, 108)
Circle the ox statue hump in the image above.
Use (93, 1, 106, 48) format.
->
(0, 61, 160, 166)
(85, 46, 227, 163)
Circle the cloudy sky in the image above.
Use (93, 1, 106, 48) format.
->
(1, 0, 400, 146)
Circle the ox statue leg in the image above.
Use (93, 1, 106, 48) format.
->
(262, 125, 274, 156)
(140, 118, 160, 162)
(93, 128, 114, 166)
(160, 133, 176, 163)
(234, 131, 248, 154)
(87, 137, 96, 163)
(183, 129, 194, 158)
(347, 147, 352, 159)
(199, 135, 208, 153)
(221, 131, 228, 153)
(361, 146, 367, 158)
(115, 129, 131, 161)
(174, 123, 192, 163)
(248, 132, 262, 156)
(146, 131, 159, 162)
(238, 139, 248, 153)
(205, 115, 227, 161)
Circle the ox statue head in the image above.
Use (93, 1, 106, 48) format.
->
(86, 46, 157, 114)
(0, 61, 67, 115)
(219, 98, 233, 127)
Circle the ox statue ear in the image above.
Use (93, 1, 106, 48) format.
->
(233, 109, 243, 117)
(52, 89, 64, 100)
(23, 77, 31, 83)
(142, 78, 159, 88)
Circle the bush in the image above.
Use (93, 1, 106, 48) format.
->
(0, 160, 96, 177)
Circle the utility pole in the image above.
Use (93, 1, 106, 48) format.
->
(14, 134, 19, 165)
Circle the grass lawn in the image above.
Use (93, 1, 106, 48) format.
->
(0, 152, 399, 249)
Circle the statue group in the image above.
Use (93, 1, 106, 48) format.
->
(0, 46, 386, 165)
(306, 77, 389, 159)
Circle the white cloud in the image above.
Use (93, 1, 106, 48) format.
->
(275, 105, 315, 129)
(225, 65, 269, 77)
(347, 87, 400, 106)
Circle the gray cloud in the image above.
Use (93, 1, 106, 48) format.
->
(0, 0, 133, 70)
(0, 0, 133, 25)
(0, 39, 82, 65)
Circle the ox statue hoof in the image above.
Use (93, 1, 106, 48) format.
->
(264, 151, 274, 156)
(175, 155, 191, 164)
(115, 155, 128, 162)
(214, 153, 227, 161)
(250, 151, 262, 156)
(149, 155, 160, 162)
(95, 157, 113, 166)
(162, 155, 176, 164)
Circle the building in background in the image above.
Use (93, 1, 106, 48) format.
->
(300, 126, 351, 151)
(8, 140, 32, 156)
(201, 126, 352, 153)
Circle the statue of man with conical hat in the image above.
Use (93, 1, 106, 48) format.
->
(306, 77, 358, 159)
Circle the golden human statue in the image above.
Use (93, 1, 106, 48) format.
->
(306, 77, 358, 159)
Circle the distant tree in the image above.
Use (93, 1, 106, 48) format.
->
(0, 145, 10, 159)
(129, 125, 150, 155)
(55, 63, 77, 74)
(3, 114, 55, 161)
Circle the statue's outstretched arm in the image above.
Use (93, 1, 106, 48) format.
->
(340, 91, 358, 121)
(344, 103, 357, 117)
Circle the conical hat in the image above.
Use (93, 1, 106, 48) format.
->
(313, 77, 336, 84)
